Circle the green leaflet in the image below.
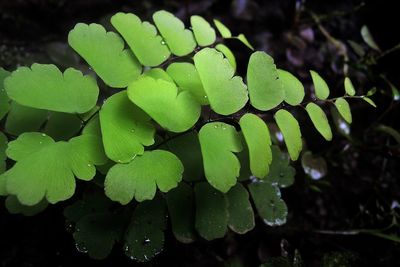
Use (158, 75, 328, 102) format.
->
(236, 34, 254, 50)
(213, 19, 232, 38)
(194, 48, 248, 115)
(111, 12, 171, 66)
(0, 68, 10, 120)
(344, 77, 356, 96)
(165, 132, 204, 182)
(124, 196, 167, 262)
(166, 62, 209, 105)
(215, 44, 237, 71)
(335, 98, 352, 124)
(0, 132, 107, 205)
(362, 96, 377, 108)
(104, 150, 183, 204)
(68, 23, 141, 88)
(166, 183, 196, 243)
(361, 25, 380, 51)
(305, 103, 333, 141)
(44, 112, 82, 141)
(195, 182, 228, 240)
(100, 91, 155, 163)
(248, 181, 288, 226)
(5, 102, 47, 135)
(5, 196, 48, 216)
(128, 75, 201, 133)
(226, 183, 255, 234)
(274, 109, 302, 161)
(0, 132, 7, 174)
(143, 67, 174, 82)
(247, 51, 284, 111)
(5, 64, 98, 113)
(265, 146, 295, 188)
(153, 10, 196, 56)
(199, 122, 243, 192)
(310, 70, 330, 100)
(239, 113, 272, 178)
(190, 15, 216, 47)
(278, 69, 305, 106)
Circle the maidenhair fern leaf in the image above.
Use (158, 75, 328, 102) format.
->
(111, 12, 171, 66)
(0, 132, 107, 205)
(104, 150, 183, 204)
(247, 51, 284, 111)
(239, 113, 272, 178)
(68, 23, 141, 88)
(143, 68, 174, 82)
(198, 122, 242, 192)
(344, 77, 356, 96)
(335, 98, 352, 124)
(0, 68, 10, 120)
(100, 91, 155, 163)
(310, 70, 330, 100)
(215, 44, 237, 71)
(128, 75, 201, 133)
(194, 48, 248, 115)
(5, 64, 99, 113)
(274, 109, 302, 161)
(5, 196, 48, 216)
(166, 62, 209, 105)
(236, 34, 254, 50)
(305, 103, 333, 141)
(362, 96, 377, 108)
(190, 15, 216, 46)
(195, 182, 228, 240)
(5, 102, 47, 135)
(153, 10, 196, 56)
(213, 19, 232, 38)
(278, 69, 304, 106)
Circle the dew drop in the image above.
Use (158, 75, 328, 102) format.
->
(130, 129, 135, 133)
(214, 125, 218, 129)
(160, 40, 166, 45)
(222, 126, 227, 130)
(142, 238, 151, 245)
(41, 133, 46, 137)
(87, 163, 92, 167)
(39, 141, 42, 144)
(204, 95, 208, 99)
(75, 242, 88, 254)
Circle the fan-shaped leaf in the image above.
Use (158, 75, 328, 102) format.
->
(166, 62, 208, 105)
(227, 183, 255, 234)
(1, 132, 107, 205)
(335, 98, 352, 124)
(305, 103, 332, 141)
(190, 15, 216, 47)
(5, 102, 47, 135)
(199, 122, 243, 192)
(215, 44, 237, 71)
(278, 69, 304, 106)
(5, 64, 98, 113)
(124, 196, 167, 262)
(111, 12, 170, 66)
(265, 146, 295, 188)
(100, 91, 155, 163)
(195, 182, 228, 240)
(310, 70, 330, 100)
(213, 19, 232, 38)
(249, 181, 287, 226)
(143, 67, 174, 82)
(68, 23, 141, 88)
(5, 195, 48, 216)
(128, 75, 201, 132)
(153, 10, 196, 56)
(247, 51, 284, 111)
(0, 68, 10, 120)
(274, 110, 302, 161)
(166, 183, 196, 243)
(105, 150, 183, 204)
(344, 77, 356, 96)
(194, 48, 248, 115)
(239, 113, 272, 178)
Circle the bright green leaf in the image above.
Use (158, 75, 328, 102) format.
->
(104, 150, 183, 204)
(227, 183, 255, 234)
(5, 102, 47, 135)
(143, 67, 174, 82)
(166, 183, 196, 243)
(249, 182, 287, 226)
(278, 69, 304, 106)
(0, 67, 10, 119)
(5, 64, 98, 113)
(5, 196, 48, 216)
(100, 91, 155, 163)
(195, 182, 228, 240)
(166, 62, 208, 105)
(111, 12, 170, 66)
(265, 146, 295, 188)
(274, 110, 302, 161)
(344, 77, 356, 96)
(215, 43, 237, 71)
(190, 15, 216, 47)
(199, 122, 243, 193)
(239, 113, 272, 178)
(247, 51, 284, 111)
(153, 10, 196, 56)
(194, 48, 248, 115)
(68, 23, 142, 88)
(310, 70, 330, 100)
(128, 75, 201, 132)
(236, 34, 254, 50)
(335, 98, 352, 124)
(1, 132, 107, 205)
(305, 103, 332, 141)
(213, 19, 232, 38)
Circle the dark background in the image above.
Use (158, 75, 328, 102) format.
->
(1, 0, 400, 266)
